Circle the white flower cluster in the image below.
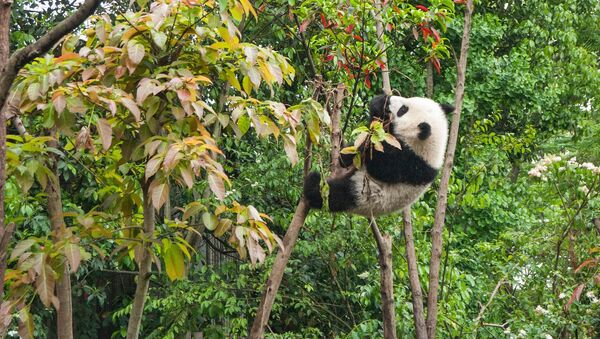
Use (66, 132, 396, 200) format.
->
(535, 305, 550, 315)
(586, 291, 599, 304)
(528, 154, 600, 178)
(528, 155, 561, 178)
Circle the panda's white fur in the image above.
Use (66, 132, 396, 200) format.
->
(304, 95, 452, 217)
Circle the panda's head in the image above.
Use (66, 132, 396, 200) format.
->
(369, 94, 453, 168)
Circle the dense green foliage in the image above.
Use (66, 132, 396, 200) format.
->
(2, 0, 599, 338)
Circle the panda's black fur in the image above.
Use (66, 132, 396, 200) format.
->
(303, 94, 454, 216)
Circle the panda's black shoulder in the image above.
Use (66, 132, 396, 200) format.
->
(365, 141, 438, 185)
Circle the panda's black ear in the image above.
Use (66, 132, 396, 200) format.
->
(440, 103, 455, 115)
(369, 94, 389, 121)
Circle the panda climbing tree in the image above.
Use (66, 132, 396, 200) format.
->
(303, 94, 454, 217)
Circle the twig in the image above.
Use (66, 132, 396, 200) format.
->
(473, 278, 506, 326)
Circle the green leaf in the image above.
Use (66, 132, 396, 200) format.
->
(127, 40, 145, 65)
(202, 212, 218, 231)
(151, 30, 167, 50)
(164, 243, 185, 280)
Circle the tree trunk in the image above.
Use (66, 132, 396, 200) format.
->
(0, 0, 11, 299)
(373, 1, 397, 337)
(426, 1, 474, 337)
(46, 131, 73, 339)
(403, 208, 427, 339)
(126, 180, 156, 339)
(369, 218, 397, 339)
(249, 84, 322, 338)
(249, 200, 310, 338)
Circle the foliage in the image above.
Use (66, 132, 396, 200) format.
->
(2, 0, 599, 337)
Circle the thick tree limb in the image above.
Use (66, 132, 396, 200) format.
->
(426, 1, 474, 337)
(0, 0, 102, 111)
(0, 0, 12, 300)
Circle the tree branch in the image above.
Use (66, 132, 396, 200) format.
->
(426, 1, 474, 337)
(0, 0, 102, 111)
(403, 208, 427, 339)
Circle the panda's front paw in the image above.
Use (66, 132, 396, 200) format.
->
(418, 122, 431, 140)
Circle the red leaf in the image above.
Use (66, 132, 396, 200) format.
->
(325, 55, 334, 62)
(574, 259, 598, 273)
(431, 57, 441, 74)
(422, 26, 432, 40)
(376, 59, 386, 70)
(345, 24, 355, 34)
(365, 74, 371, 89)
(386, 23, 393, 32)
(320, 13, 328, 28)
(337, 60, 343, 69)
(564, 284, 585, 311)
(454, 0, 467, 4)
(353, 35, 364, 42)
(416, 5, 429, 12)
(299, 19, 310, 33)
(431, 27, 441, 42)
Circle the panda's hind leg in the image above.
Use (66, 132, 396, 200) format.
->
(327, 173, 357, 212)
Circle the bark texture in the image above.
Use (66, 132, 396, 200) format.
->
(249, 85, 322, 338)
(249, 200, 310, 338)
(403, 208, 427, 339)
(373, 1, 397, 337)
(0, 0, 102, 111)
(0, 0, 11, 300)
(426, 1, 474, 337)
(46, 132, 73, 339)
(126, 181, 156, 339)
(369, 218, 397, 339)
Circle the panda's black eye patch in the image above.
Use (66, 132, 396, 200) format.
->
(396, 105, 409, 117)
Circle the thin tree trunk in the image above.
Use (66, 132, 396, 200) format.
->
(426, 63, 434, 98)
(374, 0, 390, 93)
(401, 49, 436, 339)
(46, 131, 73, 339)
(369, 218, 396, 339)
(0, 0, 12, 299)
(403, 208, 427, 339)
(126, 180, 156, 339)
(249, 200, 310, 338)
(250, 85, 322, 338)
(330, 83, 346, 177)
(426, 2, 474, 337)
(373, 1, 397, 337)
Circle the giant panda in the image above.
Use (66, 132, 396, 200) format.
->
(303, 94, 454, 216)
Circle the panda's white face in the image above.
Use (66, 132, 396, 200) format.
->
(387, 96, 449, 169)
